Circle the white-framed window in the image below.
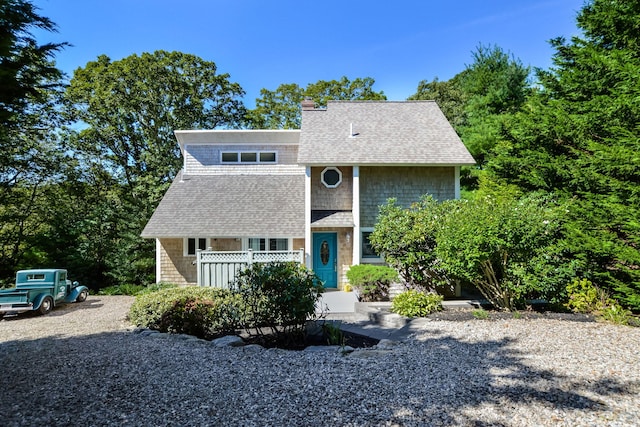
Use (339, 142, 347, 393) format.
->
(184, 237, 208, 256)
(245, 238, 290, 251)
(321, 167, 342, 188)
(221, 151, 277, 164)
(361, 228, 383, 262)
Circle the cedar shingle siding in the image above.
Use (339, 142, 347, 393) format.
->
(359, 166, 456, 228)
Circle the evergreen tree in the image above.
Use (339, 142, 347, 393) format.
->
(488, 0, 640, 309)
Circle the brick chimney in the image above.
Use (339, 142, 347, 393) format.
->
(301, 98, 315, 111)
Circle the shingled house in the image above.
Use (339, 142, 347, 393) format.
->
(141, 101, 475, 288)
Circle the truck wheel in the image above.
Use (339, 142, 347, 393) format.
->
(38, 297, 53, 315)
(76, 289, 88, 303)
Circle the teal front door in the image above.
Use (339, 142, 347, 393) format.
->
(313, 232, 337, 288)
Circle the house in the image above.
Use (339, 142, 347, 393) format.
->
(141, 100, 475, 288)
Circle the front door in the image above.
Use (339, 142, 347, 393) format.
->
(313, 232, 337, 288)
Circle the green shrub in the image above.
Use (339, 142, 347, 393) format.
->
(472, 308, 490, 320)
(436, 194, 565, 311)
(565, 278, 637, 326)
(599, 304, 634, 326)
(99, 283, 146, 296)
(391, 290, 443, 317)
(234, 262, 324, 343)
(346, 264, 398, 302)
(565, 278, 608, 313)
(99, 282, 177, 296)
(369, 196, 454, 292)
(321, 321, 344, 346)
(128, 286, 242, 339)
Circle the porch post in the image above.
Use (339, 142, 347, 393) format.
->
(155, 238, 162, 283)
(352, 166, 360, 265)
(305, 166, 312, 269)
(196, 249, 202, 286)
(455, 166, 461, 199)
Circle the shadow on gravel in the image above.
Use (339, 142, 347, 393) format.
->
(377, 334, 638, 426)
(1, 328, 638, 426)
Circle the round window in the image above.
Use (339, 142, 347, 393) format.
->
(321, 167, 342, 188)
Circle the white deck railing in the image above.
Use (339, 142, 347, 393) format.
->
(196, 249, 305, 288)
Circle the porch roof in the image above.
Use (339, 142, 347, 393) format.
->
(141, 171, 305, 238)
(311, 210, 354, 228)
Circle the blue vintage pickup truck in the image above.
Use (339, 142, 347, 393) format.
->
(0, 269, 89, 316)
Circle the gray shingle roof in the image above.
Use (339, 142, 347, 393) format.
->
(141, 171, 305, 238)
(298, 101, 475, 165)
(311, 210, 354, 228)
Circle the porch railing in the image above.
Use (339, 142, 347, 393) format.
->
(196, 249, 305, 288)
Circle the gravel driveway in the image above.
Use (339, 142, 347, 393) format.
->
(1, 296, 639, 426)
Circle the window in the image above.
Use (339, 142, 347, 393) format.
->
(240, 152, 257, 162)
(185, 237, 207, 256)
(27, 273, 46, 281)
(259, 152, 276, 162)
(221, 152, 238, 163)
(321, 167, 342, 188)
(247, 238, 289, 251)
(361, 230, 383, 261)
(221, 151, 277, 164)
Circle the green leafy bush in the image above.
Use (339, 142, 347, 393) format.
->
(369, 196, 454, 292)
(99, 282, 177, 296)
(599, 304, 634, 326)
(565, 278, 608, 313)
(391, 290, 443, 317)
(99, 284, 145, 296)
(436, 194, 565, 311)
(128, 286, 242, 339)
(472, 308, 490, 320)
(234, 262, 324, 343)
(565, 278, 637, 326)
(346, 264, 398, 302)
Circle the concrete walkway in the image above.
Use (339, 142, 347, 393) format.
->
(316, 290, 486, 342)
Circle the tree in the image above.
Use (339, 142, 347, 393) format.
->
(63, 51, 247, 287)
(0, 0, 67, 281)
(247, 76, 386, 129)
(64, 51, 246, 203)
(0, 0, 66, 124)
(408, 76, 468, 129)
(410, 45, 530, 192)
(487, 0, 640, 310)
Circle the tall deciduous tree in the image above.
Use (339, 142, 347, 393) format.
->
(487, 0, 640, 309)
(63, 51, 247, 286)
(64, 51, 246, 204)
(247, 76, 386, 129)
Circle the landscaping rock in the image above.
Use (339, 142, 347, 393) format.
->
(211, 335, 245, 347)
(375, 339, 400, 350)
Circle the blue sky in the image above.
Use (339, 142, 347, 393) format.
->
(33, 0, 585, 105)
